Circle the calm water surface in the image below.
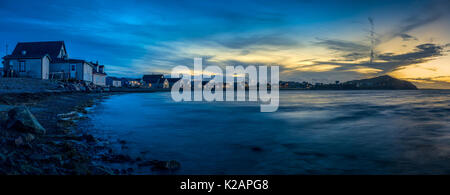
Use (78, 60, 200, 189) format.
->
(81, 90, 450, 174)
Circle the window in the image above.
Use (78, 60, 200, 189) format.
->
(71, 64, 76, 71)
(19, 61, 26, 72)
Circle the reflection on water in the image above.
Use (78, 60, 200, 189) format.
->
(81, 90, 450, 174)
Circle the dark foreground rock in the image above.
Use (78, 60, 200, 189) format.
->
(0, 92, 181, 175)
(6, 106, 46, 135)
(0, 93, 110, 174)
(138, 160, 181, 171)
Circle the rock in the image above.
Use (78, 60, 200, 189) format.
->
(101, 154, 133, 163)
(0, 105, 14, 126)
(0, 153, 6, 162)
(165, 160, 181, 170)
(50, 154, 63, 162)
(6, 107, 46, 135)
(14, 136, 24, 146)
(0, 112, 8, 127)
(126, 168, 134, 173)
(251, 147, 263, 152)
(93, 166, 114, 175)
(24, 133, 35, 142)
(138, 160, 157, 167)
(29, 154, 47, 161)
(79, 86, 86, 92)
(148, 160, 181, 171)
(73, 84, 81, 91)
(82, 134, 97, 143)
(57, 111, 78, 120)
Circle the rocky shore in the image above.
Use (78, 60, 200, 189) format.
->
(0, 79, 180, 175)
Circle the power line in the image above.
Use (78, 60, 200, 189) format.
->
(368, 17, 375, 65)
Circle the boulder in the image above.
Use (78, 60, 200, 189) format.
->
(79, 86, 86, 92)
(14, 136, 24, 146)
(24, 133, 35, 142)
(72, 84, 81, 92)
(141, 160, 181, 171)
(6, 106, 46, 135)
(0, 105, 15, 126)
(0, 112, 9, 127)
(82, 133, 97, 143)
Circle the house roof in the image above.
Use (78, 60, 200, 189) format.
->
(166, 78, 181, 83)
(143, 74, 164, 83)
(7, 41, 65, 60)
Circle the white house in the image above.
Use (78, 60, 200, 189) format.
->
(92, 63, 107, 86)
(2, 41, 107, 85)
(112, 80, 122, 87)
(51, 58, 93, 82)
(2, 41, 57, 79)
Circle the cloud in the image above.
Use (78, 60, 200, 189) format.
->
(213, 33, 299, 49)
(401, 76, 450, 89)
(314, 38, 370, 61)
(307, 43, 446, 74)
(377, 43, 443, 63)
(398, 33, 418, 41)
(315, 38, 370, 53)
(381, 0, 450, 42)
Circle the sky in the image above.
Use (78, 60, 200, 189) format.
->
(0, 0, 449, 88)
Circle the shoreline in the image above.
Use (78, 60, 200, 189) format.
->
(0, 91, 179, 175)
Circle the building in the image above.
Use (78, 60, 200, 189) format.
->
(106, 76, 124, 87)
(128, 79, 142, 87)
(92, 62, 107, 86)
(142, 74, 168, 88)
(112, 80, 122, 87)
(2, 41, 107, 84)
(166, 78, 181, 88)
(50, 58, 93, 82)
(2, 41, 58, 79)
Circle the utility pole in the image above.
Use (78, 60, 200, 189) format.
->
(368, 17, 375, 65)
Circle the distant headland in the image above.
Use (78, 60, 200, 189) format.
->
(280, 75, 418, 90)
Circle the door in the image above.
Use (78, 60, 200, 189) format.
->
(70, 64, 76, 79)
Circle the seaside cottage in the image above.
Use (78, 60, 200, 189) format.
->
(92, 62, 107, 86)
(51, 58, 94, 82)
(2, 41, 107, 85)
(2, 41, 57, 79)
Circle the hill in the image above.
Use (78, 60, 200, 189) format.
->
(343, 75, 418, 90)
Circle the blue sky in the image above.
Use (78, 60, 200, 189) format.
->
(1, 0, 449, 88)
